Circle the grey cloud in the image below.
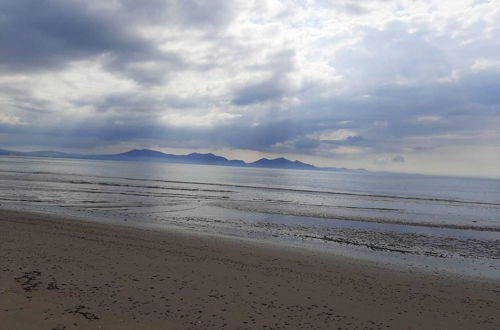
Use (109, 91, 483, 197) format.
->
(4, 63, 499, 157)
(343, 3, 370, 15)
(293, 138, 321, 151)
(232, 77, 289, 105)
(104, 52, 186, 86)
(392, 155, 405, 163)
(246, 49, 296, 73)
(119, 0, 238, 30)
(231, 67, 500, 156)
(212, 120, 307, 150)
(315, 0, 370, 15)
(0, 116, 210, 150)
(76, 91, 210, 114)
(0, 0, 233, 84)
(334, 21, 453, 86)
(321, 135, 364, 145)
(0, 0, 149, 72)
(232, 50, 297, 106)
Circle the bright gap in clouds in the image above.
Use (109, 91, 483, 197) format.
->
(0, 0, 499, 178)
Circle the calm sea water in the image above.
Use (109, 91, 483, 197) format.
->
(1, 156, 499, 277)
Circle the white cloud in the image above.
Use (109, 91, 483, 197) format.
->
(0, 113, 23, 125)
(472, 59, 500, 72)
(319, 129, 358, 141)
(417, 116, 441, 122)
(373, 121, 388, 127)
(161, 110, 240, 127)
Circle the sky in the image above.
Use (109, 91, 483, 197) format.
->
(0, 0, 500, 178)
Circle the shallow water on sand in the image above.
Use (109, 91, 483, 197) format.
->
(1, 156, 499, 278)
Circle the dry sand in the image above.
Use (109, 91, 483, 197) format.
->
(0, 209, 499, 330)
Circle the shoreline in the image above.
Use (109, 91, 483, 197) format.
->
(5, 203, 499, 280)
(1, 209, 499, 329)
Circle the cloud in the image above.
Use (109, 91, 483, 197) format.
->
(342, 3, 370, 16)
(0, 1, 149, 72)
(0, 0, 500, 177)
(232, 49, 298, 105)
(0, 0, 237, 85)
(392, 155, 405, 163)
(334, 21, 453, 87)
(119, 0, 238, 30)
(417, 116, 441, 122)
(232, 76, 290, 105)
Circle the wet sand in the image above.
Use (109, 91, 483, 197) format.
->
(0, 209, 499, 329)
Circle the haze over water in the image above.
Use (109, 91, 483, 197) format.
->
(1, 156, 499, 278)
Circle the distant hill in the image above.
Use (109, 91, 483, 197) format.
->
(248, 157, 316, 170)
(114, 149, 172, 159)
(0, 149, 79, 158)
(184, 152, 246, 166)
(0, 148, 364, 172)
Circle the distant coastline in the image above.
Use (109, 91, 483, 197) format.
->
(0, 148, 367, 172)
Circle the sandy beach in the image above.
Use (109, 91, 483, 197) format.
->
(0, 209, 499, 329)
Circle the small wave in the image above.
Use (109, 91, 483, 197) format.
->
(212, 201, 500, 232)
(1, 169, 498, 207)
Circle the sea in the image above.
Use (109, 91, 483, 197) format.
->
(1, 156, 499, 278)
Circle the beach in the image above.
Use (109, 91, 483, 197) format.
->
(0, 209, 499, 329)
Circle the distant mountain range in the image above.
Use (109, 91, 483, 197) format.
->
(0, 148, 366, 172)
